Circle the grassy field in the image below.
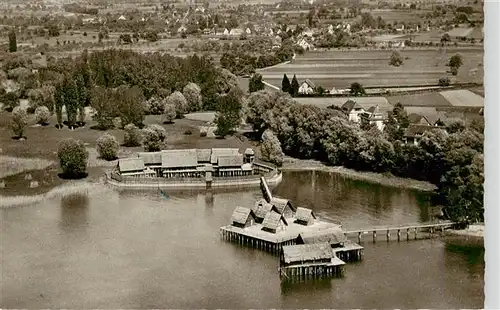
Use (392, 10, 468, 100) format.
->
(258, 48, 484, 89)
(387, 89, 484, 107)
(0, 111, 257, 194)
(294, 96, 393, 114)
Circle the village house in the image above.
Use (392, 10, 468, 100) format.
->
(408, 113, 433, 126)
(229, 28, 244, 36)
(342, 99, 365, 123)
(403, 124, 446, 145)
(297, 38, 312, 51)
(360, 105, 386, 131)
(231, 207, 257, 228)
(298, 79, 316, 95)
(177, 25, 187, 34)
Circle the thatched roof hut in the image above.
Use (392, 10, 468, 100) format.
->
(262, 210, 288, 233)
(231, 206, 256, 228)
(282, 243, 333, 265)
(294, 207, 316, 226)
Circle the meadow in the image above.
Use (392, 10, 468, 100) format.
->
(258, 48, 484, 90)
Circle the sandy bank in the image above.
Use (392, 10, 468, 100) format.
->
(281, 158, 437, 192)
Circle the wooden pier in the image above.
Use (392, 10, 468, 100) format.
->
(344, 221, 458, 243)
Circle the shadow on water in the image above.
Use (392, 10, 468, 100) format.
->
(59, 193, 89, 231)
(445, 243, 485, 266)
(280, 278, 333, 295)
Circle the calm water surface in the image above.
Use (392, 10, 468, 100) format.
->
(1, 171, 484, 308)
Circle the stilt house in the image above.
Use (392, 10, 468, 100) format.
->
(294, 207, 316, 226)
(262, 211, 288, 233)
(296, 228, 347, 248)
(231, 207, 257, 228)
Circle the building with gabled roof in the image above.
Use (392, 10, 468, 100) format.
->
(262, 211, 288, 233)
(360, 105, 386, 131)
(294, 207, 316, 226)
(298, 79, 316, 95)
(231, 207, 257, 228)
(403, 124, 446, 146)
(281, 242, 334, 266)
(296, 228, 348, 248)
(118, 158, 145, 176)
(342, 99, 365, 123)
(270, 197, 295, 218)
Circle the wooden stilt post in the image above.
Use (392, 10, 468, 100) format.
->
(407, 228, 410, 241)
(397, 229, 401, 241)
(358, 232, 362, 243)
(373, 230, 377, 242)
(415, 227, 418, 240)
(386, 229, 390, 241)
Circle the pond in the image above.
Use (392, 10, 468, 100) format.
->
(0, 170, 484, 308)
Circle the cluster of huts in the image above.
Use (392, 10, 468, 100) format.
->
(220, 177, 363, 282)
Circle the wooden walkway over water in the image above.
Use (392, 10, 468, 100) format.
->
(344, 221, 459, 243)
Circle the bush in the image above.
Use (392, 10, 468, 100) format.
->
(163, 102, 176, 123)
(260, 129, 284, 166)
(96, 133, 119, 160)
(438, 77, 451, 86)
(142, 127, 164, 152)
(35, 106, 51, 125)
(184, 129, 192, 135)
(57, 138, 88, 178)
(123, 123, 142, 147)
(10, 106, 28, 138)
(148, 124, 167, 142)
(389, 51, 403, 67)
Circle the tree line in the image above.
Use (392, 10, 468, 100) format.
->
(246, 90, 484, 223)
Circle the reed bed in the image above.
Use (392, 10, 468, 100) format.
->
(0, 181, 111, 208)
(0, 156, 55, 179)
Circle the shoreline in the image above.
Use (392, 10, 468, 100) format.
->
(281, 159, 437, 192)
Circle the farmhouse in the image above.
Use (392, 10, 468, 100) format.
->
(360, 105, 386, 131)
(408, 113, 433, 126)
(297, 38, 312, 51)
(298, 79, 316, 95)
(403, 124, 446, 146)
(117, 148, 259, 178)
(342, 99, 365, 123)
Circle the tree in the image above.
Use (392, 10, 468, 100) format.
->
(35, 106, 51, 125)
(90, 86, 115, 129)
(249, 73, 265, 93)
(214, 87, 243, 137)
(61, 75, 79, 128)
(441, 33, 451, 43)
(389, 51, 403, 67)
(142, 126, 166, 152)
(163, 102, 176, 123)
(438, 77, 450, 86)
(449, 54, 463, 76)
(96, 133, 119, 160)
(281, 74, 291, 94)
(8, 30, 17, 53)
(260, 129, 285, 166)
(145, 96, 164, 115)
(57, 138, 88, 178)
(183, 82, 202, 112)
(123, 123, 142, 147)
(350, 82, 366, 96)
(166, 91, 188, 118)
(290, 75, 299, 97)
(54, 83, 64, 128)
(10, 106, 28, 138)
(115, 85, 145, 128)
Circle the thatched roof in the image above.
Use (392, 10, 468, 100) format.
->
(161, 149, 198, 168)
(298, 228, 347, 245)
(196, 149, 212, 162)
(271, 197, 294, 214)
(138, 152, 162, 165)
(210, 148, 240, 164)
(262, 211, 288, 231)
(295, 207, 316, 222)
(218, 154, 244, 167)
(231, 206, 255, 225)
(254, 202, 279, 219)
(119, 158, 145, 172)
(282, 243, 333, 264)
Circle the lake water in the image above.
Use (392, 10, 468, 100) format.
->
(0, 171, 484, 308)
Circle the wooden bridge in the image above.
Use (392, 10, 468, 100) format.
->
(343, 221, 460, 243)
